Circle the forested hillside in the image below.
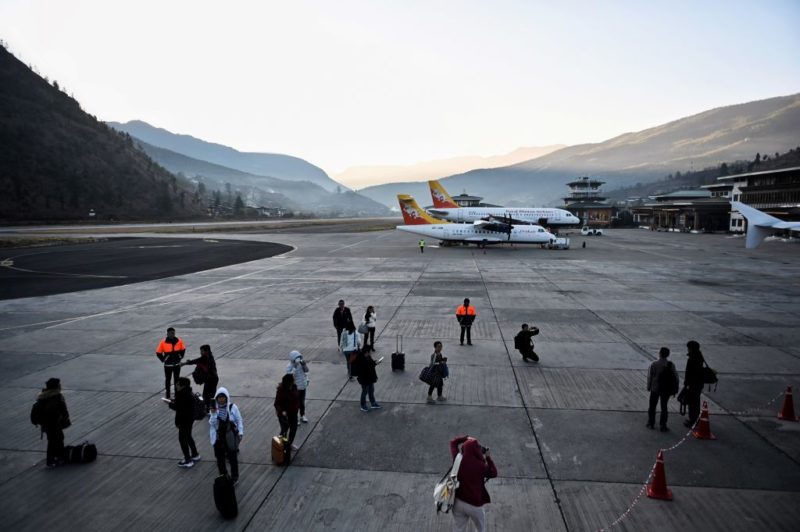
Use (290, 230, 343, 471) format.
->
(0, 45, 205, 221)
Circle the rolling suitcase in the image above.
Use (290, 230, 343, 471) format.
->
(213, 474, 238, 519)
(272, 435, 289, 465)
(391, 335, 405, 371)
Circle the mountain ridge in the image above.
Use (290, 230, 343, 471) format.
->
(108, 120, 343, 192)
(359, 93, 800, 208)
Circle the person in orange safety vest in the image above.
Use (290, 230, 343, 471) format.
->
(455, 298, 477, 346)
(156, 327, 186, 399)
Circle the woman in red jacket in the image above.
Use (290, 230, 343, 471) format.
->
(449, 435, 497, 532)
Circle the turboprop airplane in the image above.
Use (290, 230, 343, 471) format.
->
(396, 194, 557, 247)
(428, 179, 581, 226)
(732, 201, 800, 249)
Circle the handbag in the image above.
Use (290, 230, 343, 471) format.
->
(441, 364, 449, 379)
(433, 452, 462, 513)
(419, 365, 436, 386)
(676, 387, 688, 415)
(221, 409, 240, 451)
(702, 360, 718, 391)
(357, 322, 370, 335)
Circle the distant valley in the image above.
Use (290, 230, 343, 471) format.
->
(335, 145, 566, 189)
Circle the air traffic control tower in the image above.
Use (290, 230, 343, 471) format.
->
(564, 176, 613, 227)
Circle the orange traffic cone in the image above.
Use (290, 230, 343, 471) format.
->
(646, 450, 673, 501)
(692, 401, 717, 440)
(778, 386, 799, 421)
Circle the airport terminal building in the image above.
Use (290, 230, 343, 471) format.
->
(632, 166, 800, 232)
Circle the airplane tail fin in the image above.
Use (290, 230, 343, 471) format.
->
(397, 194, 445, 225)
(428, 180, 459, 208)
(732, 201, 781, 249)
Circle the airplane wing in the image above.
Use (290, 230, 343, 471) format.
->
(473, 219, 512, 233)
(732, 201, 800, 249)
(485, 214, 533, 225)
(463, 235, 504, 243)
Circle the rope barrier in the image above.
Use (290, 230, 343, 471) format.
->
(725, 389, 786, 416)
(594, 387, 792, 531)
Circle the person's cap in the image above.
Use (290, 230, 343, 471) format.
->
(45, 378, 61, 390)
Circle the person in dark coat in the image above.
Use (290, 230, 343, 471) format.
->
(449, 435, 497, 532)
(426, 341, 447, 404)
(356, 350, 382, 412)
(332, 299, 354, 346)
(274, 374, 300, 459)
(514, 323, 540, 362)
(32, 378, 70, 468)
(683, 340, 705, 427)
(646, 347, 679, 431)
(167, 377, 200, 468)
(181, 344, 219, 411)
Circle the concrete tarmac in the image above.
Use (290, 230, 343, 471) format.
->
(0, 227, 798, 531)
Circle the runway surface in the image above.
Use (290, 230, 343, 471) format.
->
(0, 238, 291, 300)
(0, 226, 798, 531)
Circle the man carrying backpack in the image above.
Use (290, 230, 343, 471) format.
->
(166, 377, 201, 468)
(31, 378, 71, 468)
(646, 347, 680, 432)
(514, 324, 539, 362)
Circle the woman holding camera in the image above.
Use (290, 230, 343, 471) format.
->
(449, 435, 497, 532)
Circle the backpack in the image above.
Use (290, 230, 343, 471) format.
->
(192, 366, 207, 385)
(193, 393, 207, 421)
(30, 400, 44, 426)
(658, 361, 680, 396)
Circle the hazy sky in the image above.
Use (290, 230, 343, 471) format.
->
(1, 0, 799, 174)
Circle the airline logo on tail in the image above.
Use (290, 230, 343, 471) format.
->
(428, 180, 458, 208)
(397, 194, 448, 225)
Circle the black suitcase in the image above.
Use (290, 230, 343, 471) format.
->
(63, 442, 97, 464)
(213, 474, 238, 519)
(391, 335, 405, 371)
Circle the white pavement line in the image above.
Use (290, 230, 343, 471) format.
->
(1, 248, 129, 279)
(1, 263, 128, 279)
(601, 239, 692, 263)
(0, 259, 299, 332)
(326, 237, 374, 254)
(42, 277, 325, 331)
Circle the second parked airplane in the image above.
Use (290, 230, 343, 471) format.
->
(396, 194, 556, 247)
(427, 179, 581, 226)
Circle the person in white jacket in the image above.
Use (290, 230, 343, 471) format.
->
(286, 350, 309, 423)
(339, 322, 360, 380)
(209, 387, 244, 485)
(363, 306, 377, 352)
